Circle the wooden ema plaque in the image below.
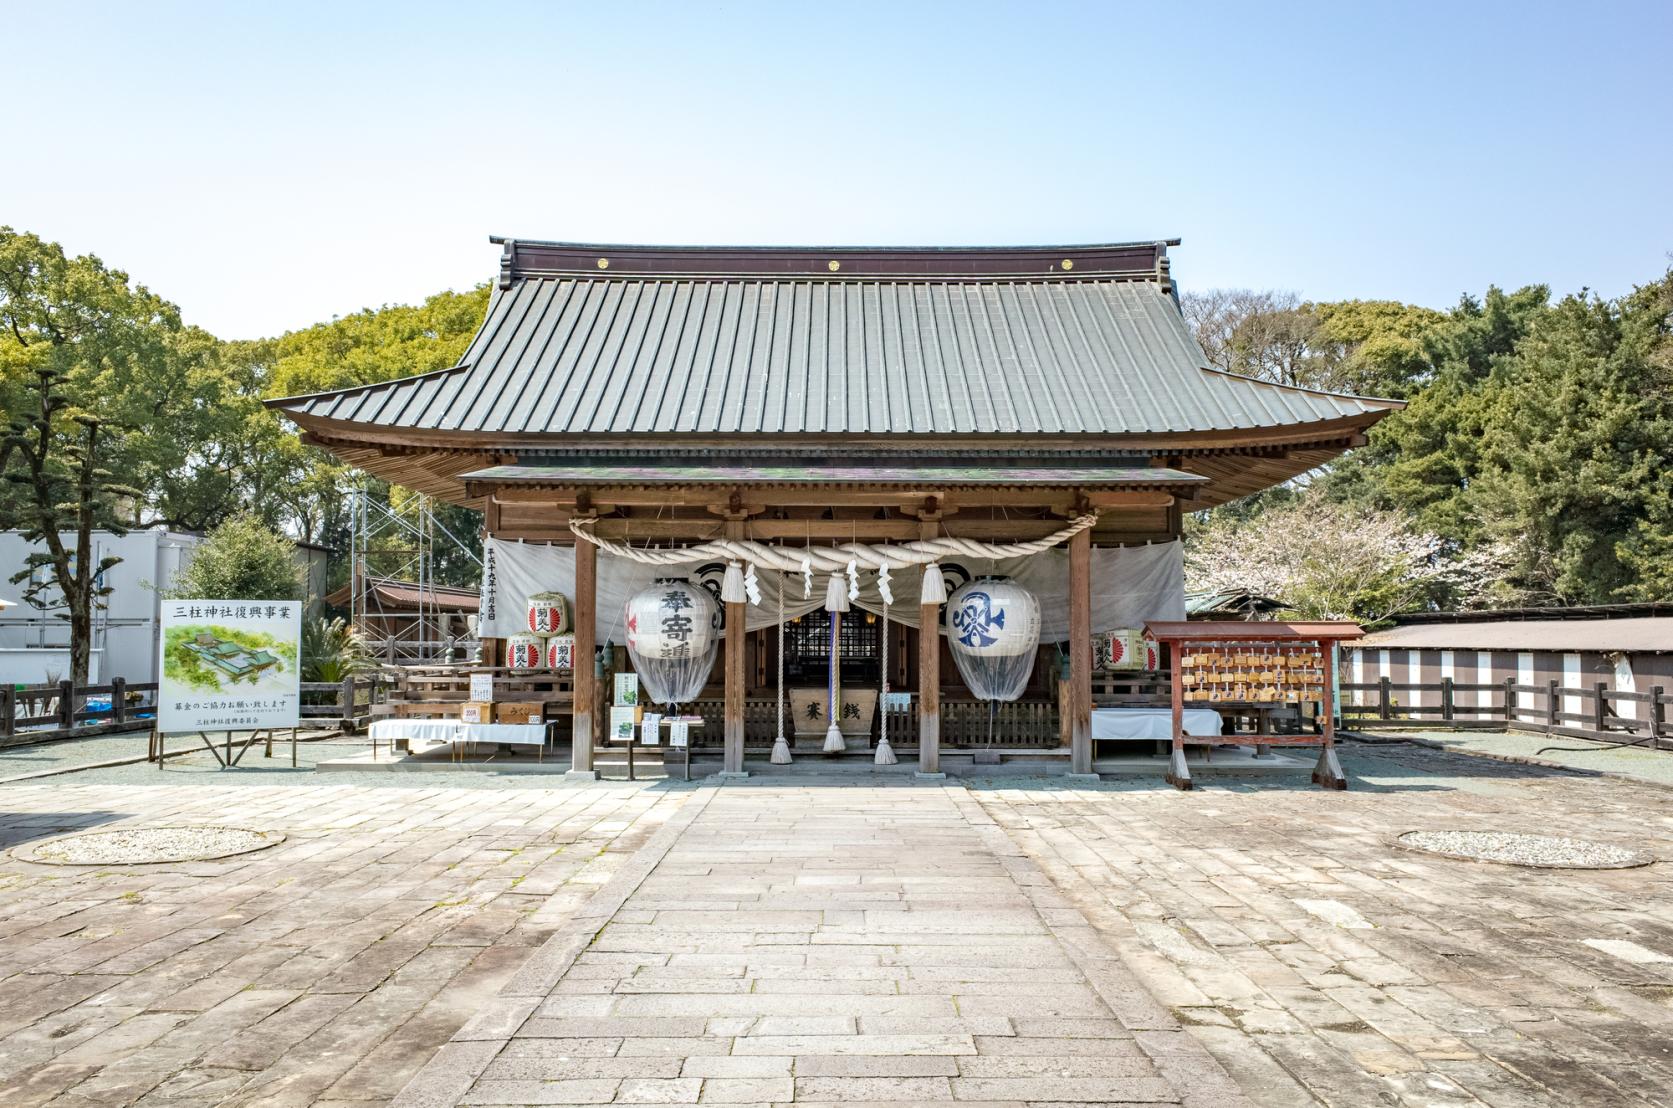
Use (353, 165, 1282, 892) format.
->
(1143, 620, 1366, 792)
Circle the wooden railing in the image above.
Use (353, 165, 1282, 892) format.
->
(674, 697, 1061, 750)
(1, 678, 158, 747)
(1343, 677, 1670, 749)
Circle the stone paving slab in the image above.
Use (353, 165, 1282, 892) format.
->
(394, 782, 1243, 1108)
(969, 742, 1673, 1106)
(0, 779, 689, 1106)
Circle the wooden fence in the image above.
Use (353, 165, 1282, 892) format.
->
(2, 674, 391, 748)
(1343, 677, 1670, 749)
(0, 678, 158, 747)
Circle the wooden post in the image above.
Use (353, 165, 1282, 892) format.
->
(1312, 641, 1347, 789)
(1378, 676, 1392, 720)
(1165, 639, 1190, 789)
(1440, 676, 1454, 722)
(1547, 678, 1560, 730)
(918, 520, 942, 777)
(1651, 686, 1666, 745)
(110, 677, 127, 725)
(1068, 527, 1093, 776)
(1503, 677, 1516, 725)
(339, 675, 356, 734)
(59, 679, 75, 729)
(569, 532, 598, 778)
(722, 519, 747, 776)
(1, 685, 14, 740)
(1593, 681, 1609, 736)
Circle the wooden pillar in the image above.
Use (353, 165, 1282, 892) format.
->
(917, 519, 942, 777)
(1165, 638, 1191, 789)
(723, 519, 747, 776)
(1068, 527, 1093, 776)
(1312, 641, 1347, 789)
(569, 533, 597, 778)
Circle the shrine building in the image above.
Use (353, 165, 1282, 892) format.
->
(269, 238, 1399, 780)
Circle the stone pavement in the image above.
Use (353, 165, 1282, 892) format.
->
(0, 779, 688, 1106)
(5, 741, 1673, 1106)
(397, 781, 1243, 1107)
(971, 744, 1673, 1106)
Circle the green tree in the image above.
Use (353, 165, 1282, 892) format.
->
(1, 228, 202, 683)
(1319, 285, 1553, 543)
(166, 513, 303, 600)
(1469, 271, 1673, 602)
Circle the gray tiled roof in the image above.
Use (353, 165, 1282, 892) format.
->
(275, 274, 1396, 436)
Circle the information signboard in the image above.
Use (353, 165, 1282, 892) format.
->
(159, 600, 301, 733)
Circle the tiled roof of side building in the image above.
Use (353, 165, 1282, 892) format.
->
(269, 240, 1401, 441)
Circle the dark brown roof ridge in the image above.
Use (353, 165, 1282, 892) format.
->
(492, 237, 1179, 286)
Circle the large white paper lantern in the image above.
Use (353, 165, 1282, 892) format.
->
(544, 634, 576, 671)
(526, 591, 572, 635)
(624, 579, 721, 704)
(946, 576, 1041, 701)
(505, 633, 544, 671)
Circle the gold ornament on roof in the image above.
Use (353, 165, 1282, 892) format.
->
(827, 260, 841, 272)
(1061, 259, 1075, 270)
(597, 258, 610, 269)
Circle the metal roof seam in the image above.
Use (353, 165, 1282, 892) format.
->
(592, 279, 655, 433)
(1082, 285, 1180, 432)
(483, 277, 565, 432)
(977, 282, 1045, 434)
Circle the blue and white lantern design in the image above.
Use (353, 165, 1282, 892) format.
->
(946, 576, 1041, 701)
(624, 578, 720, 704)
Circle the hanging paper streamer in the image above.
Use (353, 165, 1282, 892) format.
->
(877, 562, 894, 606)
(743, 563, 761, 605)
(947, 576, 1041, 702)
(624, 578, 720, 704)
(846, 560, 859, 602)
(720, 562, 747, 604)
(920, 561, 948, 606)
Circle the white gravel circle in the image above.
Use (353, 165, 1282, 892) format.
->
(14, 826, 284, 866)
(1398, 829, 1653, 870)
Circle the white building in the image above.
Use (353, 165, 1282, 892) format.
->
(0, 529, 332, 687)
(0, 529, 199, 686)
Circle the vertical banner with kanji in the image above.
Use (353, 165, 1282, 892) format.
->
(159, 600, 302, 733)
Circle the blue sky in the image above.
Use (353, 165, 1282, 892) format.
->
(6, 0, 1669, 339)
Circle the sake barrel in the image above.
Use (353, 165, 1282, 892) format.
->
(505, 633, 544, 671)
(947, 577, 1040, 658)
(544, 634, 576, 671)
(526, 591, 572, 635)
(1107, 629, 1146, 670)
(624, 578, 718, 660)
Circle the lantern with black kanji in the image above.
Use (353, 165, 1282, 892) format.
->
(624, 578, 721, 704)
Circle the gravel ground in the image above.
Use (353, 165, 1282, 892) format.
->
(1392, 728, 1673, 786)
(0, 729, 343, 783)
(1397, 828, 1655, 868)
(14, 825, 283, 865)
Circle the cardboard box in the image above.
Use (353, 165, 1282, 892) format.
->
(460, 701, 493, 724)
(495, 701, 544, 725)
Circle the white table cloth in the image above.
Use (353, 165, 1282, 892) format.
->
(368, 720, 548, 749)
(1091, 707, 1224, 740)
(369, 720, 462, 744)
(459, 723, 547, 748)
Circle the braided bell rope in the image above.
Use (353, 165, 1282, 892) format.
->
(568, 513, 1100, 571)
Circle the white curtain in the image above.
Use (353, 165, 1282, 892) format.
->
(478, 537, 1184, 644)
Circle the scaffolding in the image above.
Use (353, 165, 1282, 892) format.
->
(346, 488, 482, 665)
